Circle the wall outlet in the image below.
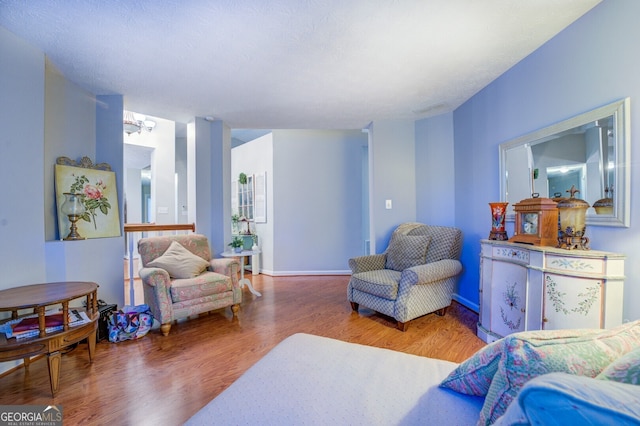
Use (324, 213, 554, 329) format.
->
(385, 199, 392, 209)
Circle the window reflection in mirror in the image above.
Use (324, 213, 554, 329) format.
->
(500, 98, 630, 227)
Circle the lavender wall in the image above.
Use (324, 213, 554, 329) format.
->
(453, 0, 640, 321)
(415, 112, 456, 227)
(272, 129, 367, 274)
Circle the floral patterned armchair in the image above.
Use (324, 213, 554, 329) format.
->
(347, 223, 463, 331)
(138, 234, 241, 336)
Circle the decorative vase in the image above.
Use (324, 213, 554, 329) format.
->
(556, 185, 590, 250)
(488, 202, 509, 241)
(593, 186, 613, 215)
(234, 247, 243, 253)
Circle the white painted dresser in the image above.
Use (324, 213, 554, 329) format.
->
(477, 239, 625, 343)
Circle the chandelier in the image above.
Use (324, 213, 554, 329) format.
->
(123, 111, 156, 135)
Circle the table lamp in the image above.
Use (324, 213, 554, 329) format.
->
(61, 192, 86, 240)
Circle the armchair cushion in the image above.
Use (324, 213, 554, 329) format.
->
(350, 269, 402, 300)
(385, 234, 430, 272)
(170, 271, 233, 303)
(146, 240, 210, 279)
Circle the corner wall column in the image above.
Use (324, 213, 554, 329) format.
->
(189, 118, 231, 255)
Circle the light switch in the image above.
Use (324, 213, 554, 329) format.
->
(385, 199, 392, 209)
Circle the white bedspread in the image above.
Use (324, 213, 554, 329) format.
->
(185, 333, 483, 425)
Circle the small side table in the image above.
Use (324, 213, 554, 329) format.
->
(221, 249, 262, 297)
(0, 281, 99, 396)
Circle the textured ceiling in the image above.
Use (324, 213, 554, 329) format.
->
(0, 0, 600, 130)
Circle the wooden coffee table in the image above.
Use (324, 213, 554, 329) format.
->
(0, 281, 99, 396)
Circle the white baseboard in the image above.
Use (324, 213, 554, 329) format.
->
(261, 270, 351, 276)
(452, 293, 479, 313)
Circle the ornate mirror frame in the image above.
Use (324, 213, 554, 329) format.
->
(499, 98, 630, 227)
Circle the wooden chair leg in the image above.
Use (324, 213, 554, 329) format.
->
(350, 302, 359, 312)
(435, 307, 448, 316)
(397, 321, 408, 332)
(160, 323, 171, 336)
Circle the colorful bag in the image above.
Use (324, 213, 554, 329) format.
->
(108, 304, 153, 342)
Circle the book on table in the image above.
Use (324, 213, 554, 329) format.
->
(1, 309, 90, 339)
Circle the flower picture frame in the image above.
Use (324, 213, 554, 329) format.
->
(55, 156, 121, 239)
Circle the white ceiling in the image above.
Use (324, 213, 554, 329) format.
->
(0, 0, 600, 130)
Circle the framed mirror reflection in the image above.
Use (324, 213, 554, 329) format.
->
(499, 98, 630, 227)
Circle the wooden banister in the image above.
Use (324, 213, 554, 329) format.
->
(124, 223, 195, 233)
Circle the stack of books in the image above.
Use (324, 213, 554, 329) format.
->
(0, 309, 91, 339)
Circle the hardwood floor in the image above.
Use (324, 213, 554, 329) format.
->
(0, 275, 485, 425)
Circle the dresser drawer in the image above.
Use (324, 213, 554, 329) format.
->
(545, 254, 605, 275)
(492, 245, 530, 264)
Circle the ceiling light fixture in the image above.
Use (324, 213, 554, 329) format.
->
(123, 110, 156, 135)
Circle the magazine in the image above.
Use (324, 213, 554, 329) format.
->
(0, 308, 91, 340)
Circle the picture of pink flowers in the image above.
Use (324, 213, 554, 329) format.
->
(55, 163, 121, 239)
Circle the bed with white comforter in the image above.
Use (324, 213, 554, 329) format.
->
(185, 333, 483, 425)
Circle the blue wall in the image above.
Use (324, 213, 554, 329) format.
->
(0, 26, 46, 287)
(452, 0, 640, 321)
(0, 27, 126, 373)
(368, 120, 417, 253)
(272, 129, 367, 273)
(415, 112, 456, 227)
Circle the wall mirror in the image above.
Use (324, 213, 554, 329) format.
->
(499, 98, 630, 227)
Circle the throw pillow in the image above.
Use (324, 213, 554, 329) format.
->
(439, 339, 503, 395)
(385, 234, 430, 272)
(146, 240, 210, 279)
(596, 346, 640, 385)
(496, 372, 640, 426)
(478, 320, 640, 426)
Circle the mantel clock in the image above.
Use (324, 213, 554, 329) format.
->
(509, 194, 558, 247)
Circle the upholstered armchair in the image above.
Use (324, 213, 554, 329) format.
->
(138, 234, 242, 336)
(347, 223, 463, 331)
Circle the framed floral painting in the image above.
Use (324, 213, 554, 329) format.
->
(55, 157, 121, 239)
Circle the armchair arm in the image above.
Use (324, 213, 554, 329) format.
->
(400, 259, 462, 286)
(138, 266, 171, 287)
(138, 267, 173, 325)
(349, 254, 387, 274)
(210, 258, 241, 289)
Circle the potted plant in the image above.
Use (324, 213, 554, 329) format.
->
(238, 172, 247, 185)
(228, 236, 244, 253)
(231, 213, 240, 234)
